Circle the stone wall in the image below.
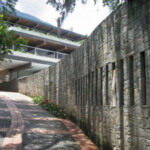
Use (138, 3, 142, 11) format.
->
(17, 1, 150, 150)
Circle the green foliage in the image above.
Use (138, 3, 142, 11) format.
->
(15, 37, 28, 50)
(26, 27, 29, 31)
(32, 96, 67, 119)
(0, 0, 28, 61)
(0, 15, 13, 61)
(0, 14, 28, 61)
(79, 39, 86, 44)
(0, 0, 18, 15)
(33, 96, 44, 104)
(103, 0, 124, 10)
(47, 0, 125, 27)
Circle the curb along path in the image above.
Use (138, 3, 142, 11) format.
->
(0, 92, 98, 150)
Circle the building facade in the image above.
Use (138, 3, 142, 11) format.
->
(0, 9, 85, 83)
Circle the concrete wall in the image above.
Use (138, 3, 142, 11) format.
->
(0, 80, 18, 92)
(10, 70, 32, 80)
(0, 70, 9, 83)
(14, 1, 150, 150)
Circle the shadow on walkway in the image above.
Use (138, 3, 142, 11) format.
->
(0, 92, 98, 150)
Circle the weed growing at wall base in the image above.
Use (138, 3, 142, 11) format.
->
(32, 96, 67, 119)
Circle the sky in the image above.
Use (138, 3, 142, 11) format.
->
(15, 0, 110, 35)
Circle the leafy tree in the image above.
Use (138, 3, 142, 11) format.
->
(46, 0, 125, 27)
(0, 14, 27, 61)
(103, 0, 125, 10)
(0, 0, 28, 61)
(0, 0, 18, 14)
(0, 0, 125, 29)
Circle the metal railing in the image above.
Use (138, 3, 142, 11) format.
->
(13, 45, 67, 59)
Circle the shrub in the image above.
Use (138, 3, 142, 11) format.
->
(32, 96, 67, 119)
(32, 96, 44, 104)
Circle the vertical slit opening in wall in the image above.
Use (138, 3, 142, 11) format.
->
(76, 79, 78, 106)
(77, 79, 78, 106)
(81, 77, 83, 106)
(88, 73, 90, 107)
(91, 72, 94, 106)
(129, 56, 134, 106)
(100, 67, 103, 105)
(95, 69, 98, 106)
(106, 65, 109, 105)
(80, 78, 82, 106)
(84, 77, 85, 106)
(75, 80, 78, 105)
(112, 62, 116, 107)
(79, 78, 81, 106)
(141, 52, 147, 105)
(82, 77, 85, 106)
(119, 59, 124, 106)
(85, 75, 88, 106)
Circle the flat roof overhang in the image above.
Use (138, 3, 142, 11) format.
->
(0, 59, 51, 74)
(0, 51, 60, 73)
(10, 27, 80, 53)
(6, 15, 86, 42)
(6, 51, 59, 65)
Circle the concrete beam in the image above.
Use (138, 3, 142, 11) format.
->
(5, 55, 53, 65)
(32, 23, 40, 29)
(62, 32, 71, 37)
(49, 28, 56, 32)
(57, 47, 71, 52)
(36, 41, 46, 48)
(15, 18, 21, 24)
(9, 63, 32, 72)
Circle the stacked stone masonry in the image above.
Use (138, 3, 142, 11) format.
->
(15, 1, 150, 150)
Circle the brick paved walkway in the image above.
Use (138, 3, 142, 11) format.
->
(0, 92, 98, 150)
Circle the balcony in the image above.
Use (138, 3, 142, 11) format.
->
(2, 45, 65, 76)
(8, 23, 81, 48)
(14, 45, 68, 59)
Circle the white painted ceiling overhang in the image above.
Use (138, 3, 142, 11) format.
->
(0, 51, 60, 73)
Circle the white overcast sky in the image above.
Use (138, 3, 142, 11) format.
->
(15, 0, 110, 35)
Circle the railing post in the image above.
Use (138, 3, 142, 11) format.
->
(54, 52, 56, 58)
(35, 48, 37, 55)
(12, 45, 15, 50)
